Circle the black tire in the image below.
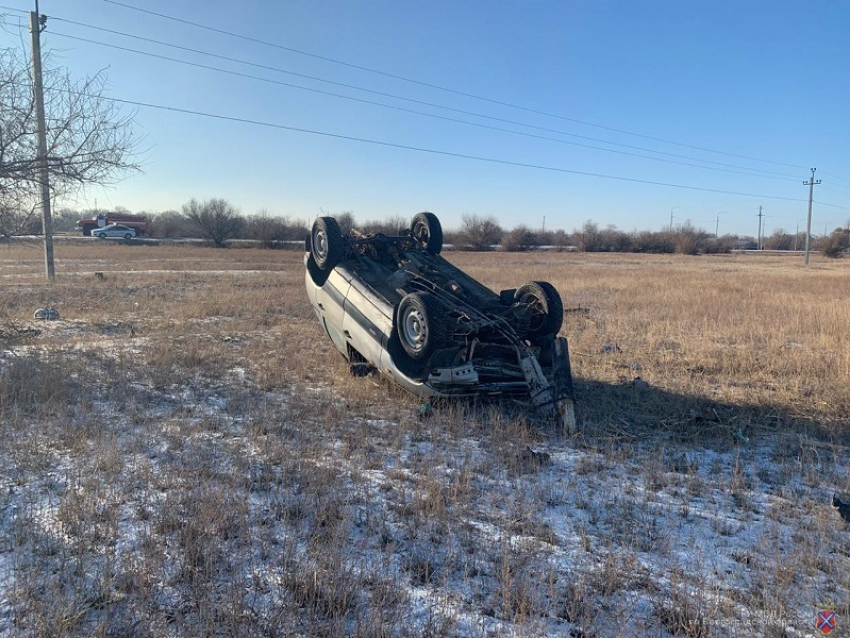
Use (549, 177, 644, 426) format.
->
(96, 234, 105, 239)
(311, 217, 345, 271)
(124, 233, 133, 240)
(396, 292, 447, 361)
(514, 281, 564, 338)
(410, 212, 443, 254)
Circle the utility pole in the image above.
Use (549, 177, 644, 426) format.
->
(757, 206, 764, 250)
(803, 168, 820, 265)
(30, 1, 55, 280)
(715, 210, 726, 242)
(670, 205, 682, 232)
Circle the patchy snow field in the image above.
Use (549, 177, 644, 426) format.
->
(1, 245, 850, 637)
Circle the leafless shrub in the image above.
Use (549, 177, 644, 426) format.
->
(573, 220, 604, 252)
(500, 225, 540, 252)
(454, 213, 502, 251)
(631, 229, 676, 253)
(182, 197, 245, 247)
(821, 227, 850, 258)
(147, 209, 191, 237)
(245, 209, 293, 248)
(358, 215, 408, 235)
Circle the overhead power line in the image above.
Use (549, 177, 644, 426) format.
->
(46, 29, 802, 183)
(54, 87, 824, 204)
(814, 201, 850, 211)
(6, 6, 846, 211)
(44, 17, 804, 181)
(101, 0, 810, 171)
(820, 184, 850, 195)
(819, 171, 850, 187)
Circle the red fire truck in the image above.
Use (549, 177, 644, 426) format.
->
(77, 212, 148, 237)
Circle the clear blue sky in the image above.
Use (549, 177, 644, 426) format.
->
(3, 0, 849, 236)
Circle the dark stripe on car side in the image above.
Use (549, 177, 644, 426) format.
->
(344, 300, 384, 345)
(324, 281, 346, 308)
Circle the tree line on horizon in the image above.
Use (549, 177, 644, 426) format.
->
(3, 198, 848, 257)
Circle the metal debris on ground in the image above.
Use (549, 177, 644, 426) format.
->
(33, 308, 59, 320)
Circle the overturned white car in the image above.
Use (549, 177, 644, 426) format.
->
(304, 212, 576, 431)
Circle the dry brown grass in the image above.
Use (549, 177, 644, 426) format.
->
(2, 240, 850, 637)
(447, 250, 850, 440)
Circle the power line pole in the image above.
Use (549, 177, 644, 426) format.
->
(757, 205, 764, 250)
(669, 205, 682, 232)
(30, 1, 55, 280)
(803, 168, 820, 266)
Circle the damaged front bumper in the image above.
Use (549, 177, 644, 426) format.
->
(417, 337, 577, 433)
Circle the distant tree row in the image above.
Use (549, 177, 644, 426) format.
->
(447, 215, 849, 257)
(451, 215, 752, 255)
(4, 199, 848, 257)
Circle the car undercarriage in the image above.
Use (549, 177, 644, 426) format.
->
(305, 212, 576, 431)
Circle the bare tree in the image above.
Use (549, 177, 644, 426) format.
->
(334, 211, 356, 235)
(147, 209, 189, 238)
(674, 220, 711, 255)
(359, 215, 407, 235)
(500, 225, 539, 252)
(0, 202, 37, 240)
(182, 198, 244, 247)
(0, 47, 137, 227)
(763, 229, 794, 251)
(456, 213, 502, 251)
(821, 227, 850, 258)
(573, 220, 603, 252)
(246, 209, 290, 248)
(52, 206, 81, 232)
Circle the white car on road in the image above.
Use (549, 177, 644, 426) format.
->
(92, 224, 136, 240)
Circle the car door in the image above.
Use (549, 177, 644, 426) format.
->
(341, 272, 393, 367)
(314, 268, 351, 355)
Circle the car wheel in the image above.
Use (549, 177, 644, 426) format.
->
(96, 234, 105, 239)
(410, 212, 443, 254)
(514, 281, 564, 338)
(124, 233, 132, 240)
(397, 292, 446, 361)
(311, 217, 345, 270)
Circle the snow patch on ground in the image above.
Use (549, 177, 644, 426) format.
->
(2, 330, 849, 636)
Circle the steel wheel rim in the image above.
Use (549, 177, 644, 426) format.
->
(314, 229, 328, 260)
(401, 308, 427, 351)
(413, 222, 428, 246)
(519, 293, 546, 331)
